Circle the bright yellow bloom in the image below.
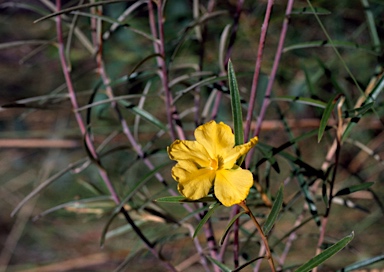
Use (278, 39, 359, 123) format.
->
(167, 120, 258, 207)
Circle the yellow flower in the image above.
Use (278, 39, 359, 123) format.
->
(167, 120, 258, 207)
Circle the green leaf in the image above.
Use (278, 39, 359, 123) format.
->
(71, 11, 158, 43)
(33, 196, 114, 221)
(205, 255, 232, 272)
(256, 128, 329, 178)
(100, 162, 173, 246)
(337, 254, 384, 272)
(340, 102, 375, 142)
(297, 174, 321, 227)
(155, 196, 189, 203)
(232, 256, 265, 272)
(219, 25, 232, 72)
(283, 40, 376, 54)
(34, 0, 129, 23)
(193, 202, 221, 238)
(342, 74, 383, 142)
(118, 100, 167, 131)
(228, 60, 244, 146)
(295, 232, 354, 272)
(334, 182, 374, 197)
(116, 162, 172, 211)
(291, 7, 331, 15)
(0, 40, 52, 50)
(272, 96, 326, 108)
(156, 196, 217, 203)
(318, 94, 342, 143)
(262, 185, 284, 235)
(219, 211, 246, 245)
(170, 10, 228, 62)
(11, 158, 89, 217)
(342, 102, 374, 119)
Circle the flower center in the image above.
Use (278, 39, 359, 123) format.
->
(209, 156, 224, 171)
(209, 158, 218, 170)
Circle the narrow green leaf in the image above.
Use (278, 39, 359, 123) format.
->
(341, 103, 374, 143)
(219, 211, 246, 245)
(260, 146, 325, 179)
(232, 256, 265, 272)
(256, 128, 330, 178)
(283, 40, 376, 54)
(361, 0, 381, 54)
(205, 255, 232, 272)
(71, 11, 125, 25)
(106, 222, 137, 240)
(173, 76, 223, 103)
(337, 254, 384, 272)
(170, 11, 228, 62)
(34, 0, 129, 23)
(334, 182, 374, 197)
(318, 94, 342, 143)
(11, 158, 89, 217)
(99, 160, 170, 247)
(272, 96, 326, 108)
(262, 185, 284, 235)
(0, 40, 52, 50)
(228, 60, 244, 146)
(193, 202, 221, 238)
(33, 196, 113, 221)
(115, 162, 172, 212)
(291, 7, 331, 15)
(155, 196, 189, 203)
(295, 232, 354, 272)
(297, 174, 321, 227)
(342, 102, 374, 119)
(100, 210, 120, 247)
(219, 25, 231, 73)
(342, 74, 384, 142)
(118, 100, 167, 131)
(156, 196, 217, 203)
(71, 11, 158, 43)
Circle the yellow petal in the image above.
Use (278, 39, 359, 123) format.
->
(194, 121, 235, 159)
(168, 140, 210, 168)
(214, 167, 253, 207)
(172, 160, 215, 200)
(222, 136, 258, 169)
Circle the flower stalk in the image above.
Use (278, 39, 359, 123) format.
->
(237, 201, 276, 272)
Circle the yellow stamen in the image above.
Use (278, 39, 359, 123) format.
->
(209, 158, 218, 170)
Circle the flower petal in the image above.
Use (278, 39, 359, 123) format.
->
(172, 160, 215, 200)
(222, 136, 258, 168)
(214, 167, 253, 207)
(168, 140, 210, 168)
(194, 121, 235, 159)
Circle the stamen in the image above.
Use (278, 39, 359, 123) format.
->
(209, 158, 218, 170)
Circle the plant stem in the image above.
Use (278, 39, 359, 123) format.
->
(246, 0, 294, 168)
(238, 201, 276, 272)
(55, 2, 177, 271)
(244, 0, 274, 143)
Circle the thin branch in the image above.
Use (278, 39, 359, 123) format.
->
(244, 0, 275, 143)
(246, 0, 294, 168)
(55, 0, 121, 205)
(238, 201, 276, 272)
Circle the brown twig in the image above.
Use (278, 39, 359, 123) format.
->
(238, 201, 276, 272)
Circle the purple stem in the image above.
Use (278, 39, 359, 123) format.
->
(146, 2, 221, 271)
(244, 0, 275, 145)
(57, 2, 178, 271)
(55, 0, 120, 205)
(246, 0, 294, 168)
